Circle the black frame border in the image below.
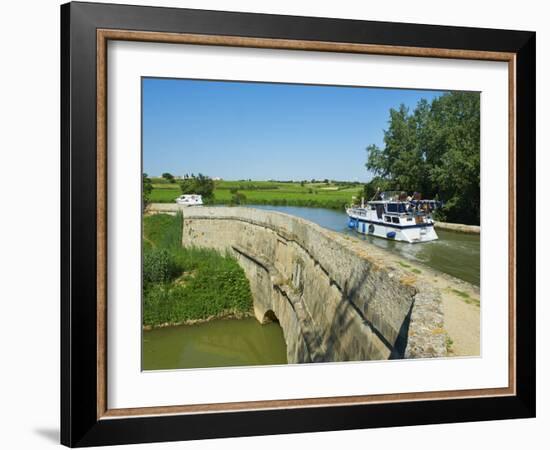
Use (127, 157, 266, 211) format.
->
(61, 2, 535, 447)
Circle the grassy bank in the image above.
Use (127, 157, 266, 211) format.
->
(143, 213, 253, 327)
(149, 179, 362, 210)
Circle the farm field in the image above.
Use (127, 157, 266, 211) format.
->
(149, 178, 363, 209)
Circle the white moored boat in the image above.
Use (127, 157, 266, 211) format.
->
(175, 194, 203, 206)
(346, 191, 440, 243)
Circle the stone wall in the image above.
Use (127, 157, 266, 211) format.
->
(435, 221, 480, 234)
(150, 204, 447, 363)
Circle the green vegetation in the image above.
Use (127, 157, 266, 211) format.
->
(143, 248, 177, 285)
(143, 214, 182, 250)
(451, 288, 470, 299)
(446, 336, 454, 353)
(142, 213, 253, 327)
(142, 173, 153, 210)
(229, 189, 247, 205)
(450, 288, 480, 307)
(179, 173, 215, 202)
(396, 261, 422, 274)
(149, 184, 183, 203)
(161, 172, 176, 183)
(149, 179, 363, 209)
(365, 92, 480, 225)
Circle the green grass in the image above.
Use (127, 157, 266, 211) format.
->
(396, 261, 421, 274)
(150, 186, 181, 203)
(446, 336, 454, 353)
(450, 288, 480, 307)
(142, 213, 253, 327)
(143, 214, 183, 250)
(451, 288, 470, 299)
(149, 180, 363, 209)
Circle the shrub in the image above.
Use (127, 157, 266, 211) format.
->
(230, 192, 247, 205)
(143, 248, 177, 286)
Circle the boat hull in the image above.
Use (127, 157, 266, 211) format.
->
(347, 215, 438, 243)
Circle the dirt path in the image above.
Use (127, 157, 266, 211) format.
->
(440, 290, 480, 356)
(410, 267, 480, 356)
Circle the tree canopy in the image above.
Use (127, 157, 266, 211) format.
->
(365, 92, 480, 224)
(161, 172, 175, 183)
(179, 173, 215, 201)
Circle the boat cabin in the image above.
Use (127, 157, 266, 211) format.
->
(345, 191, 440, 243)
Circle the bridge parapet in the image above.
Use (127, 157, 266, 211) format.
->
(150, 204, 447, 362)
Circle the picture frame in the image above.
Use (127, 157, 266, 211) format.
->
(60, 1, 535, 447)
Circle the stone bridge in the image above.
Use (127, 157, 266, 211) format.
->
(151, 205, 448, 363)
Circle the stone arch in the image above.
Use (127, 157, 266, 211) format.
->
(262, 309, 279, 324)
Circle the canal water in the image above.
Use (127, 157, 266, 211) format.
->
(252, 205, 480, 286)
(143, 317, 287, 370)
(143, 205, 479, 371)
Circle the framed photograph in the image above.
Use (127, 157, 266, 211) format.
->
(61, 1, 535, 447)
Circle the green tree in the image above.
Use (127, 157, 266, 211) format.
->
(428, 93, 480, 224)
(179, 173, 215, 202)
(142, 173, 152, 210)
(162, 172, 175, 183)
(231, 191, 247, 205)
(365, 92, 480, 224)
(362, 176, 395, 201)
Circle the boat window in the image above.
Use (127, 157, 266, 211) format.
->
(384, 216, 391, 223)
(387, 203, 398, 213)
(392, 217, 400, 224)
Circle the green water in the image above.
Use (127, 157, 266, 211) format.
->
(143, 317, 287, 370)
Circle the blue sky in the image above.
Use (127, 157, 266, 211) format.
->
(142, 78, 447, 182)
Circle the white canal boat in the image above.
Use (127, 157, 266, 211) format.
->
(346, 191, 440, 243)
(175, 194, 203, 206)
